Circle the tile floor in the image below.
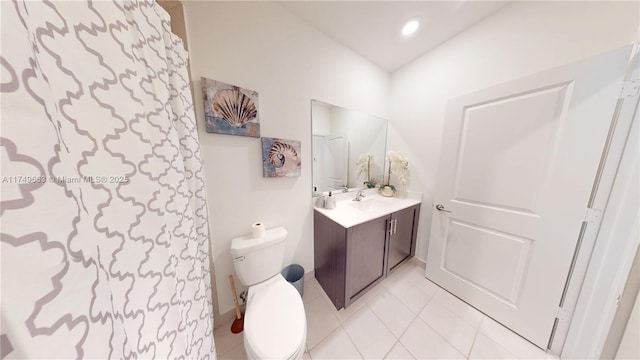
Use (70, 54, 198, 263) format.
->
(214, 260, 555, 359)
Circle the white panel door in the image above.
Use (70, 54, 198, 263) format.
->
(426, 46, 630, 349)
(326, 136, 348, 190)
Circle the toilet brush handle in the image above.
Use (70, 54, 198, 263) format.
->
(229, 275, 242, 320)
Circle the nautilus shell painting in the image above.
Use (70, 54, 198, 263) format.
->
(201, 77, 260, 137)
(261, 137, 302, 178)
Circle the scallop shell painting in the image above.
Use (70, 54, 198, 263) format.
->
(261, 137, 302, 178)
(202, 77, 260, 137)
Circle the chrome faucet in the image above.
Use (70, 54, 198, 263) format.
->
(353, 190, 365, 201)
(341, 185, 349, 193)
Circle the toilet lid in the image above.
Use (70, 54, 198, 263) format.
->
(245, 277, 306, 359)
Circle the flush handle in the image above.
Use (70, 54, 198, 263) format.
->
(233, 256, 245, 262)
(435, 204, 451, 213)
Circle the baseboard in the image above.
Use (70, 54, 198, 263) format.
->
(304, 268, 315, 281)
(410, 256, 426, 269)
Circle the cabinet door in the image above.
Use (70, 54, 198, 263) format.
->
(345, 216, 389, 304)
(388, 206, 418, 272)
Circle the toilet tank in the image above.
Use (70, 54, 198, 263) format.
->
(230, 227, 287, 286)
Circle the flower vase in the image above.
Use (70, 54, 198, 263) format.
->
(380, 185, 395, 197)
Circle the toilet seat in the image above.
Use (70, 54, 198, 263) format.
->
(244, 275, 307, 359)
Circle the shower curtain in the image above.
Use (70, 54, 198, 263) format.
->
(0, 1, 215, 358)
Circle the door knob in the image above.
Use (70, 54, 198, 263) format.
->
(435, 204, 451, 213)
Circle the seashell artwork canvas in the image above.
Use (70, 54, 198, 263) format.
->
(201, 77, 260, 137)
(261, 137, 302, 178)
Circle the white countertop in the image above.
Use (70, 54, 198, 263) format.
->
(313, 189, 422, 228)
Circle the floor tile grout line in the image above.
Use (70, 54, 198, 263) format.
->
(421, 290, 486, 354)
(382, 339, 397, 360)
(466, 314, 485, 359)
(420, 274, 488, 330)
(394, 339, 417, 360)
(345, 300, 408, 359)
(306, 320, 340, 354)
(358, 300, 403, 358)
(381, 339, 401, 360)
(396, 317, 423, 360)
(372, 287, 424, 341)
(417, 314, 468, 358)
(339, 320, 366, 359)
(366, 293, 411, 341)
(382, 283, 420, 317)
(304, 289, 342, 352)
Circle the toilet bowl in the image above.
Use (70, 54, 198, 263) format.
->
(243, 275, 306, 359)
(230, 227, 307, 359)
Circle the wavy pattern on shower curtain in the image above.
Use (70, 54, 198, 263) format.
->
(0, 0, 215, 358)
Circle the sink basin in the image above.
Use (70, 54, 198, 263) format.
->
(347, 196, 394, 212)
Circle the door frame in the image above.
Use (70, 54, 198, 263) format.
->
(554, 46, 639, 358)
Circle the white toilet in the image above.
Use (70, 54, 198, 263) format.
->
(230, 227, 307, 360)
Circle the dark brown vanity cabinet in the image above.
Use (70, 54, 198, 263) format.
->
(314, 204, 420, 310)
(387, 206, 420, 272)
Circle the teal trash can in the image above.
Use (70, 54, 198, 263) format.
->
(281, 264, 304, 298)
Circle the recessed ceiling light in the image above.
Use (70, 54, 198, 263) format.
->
(401, 18, 420, 37)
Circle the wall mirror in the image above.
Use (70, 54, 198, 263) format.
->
(312, 100, 388, 196)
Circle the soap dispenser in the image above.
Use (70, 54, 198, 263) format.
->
(325, 191, 336, 209)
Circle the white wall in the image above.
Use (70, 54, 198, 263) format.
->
(311, 102, 331, 137)
(389, 1, 639, 261)
(616, 291, 640, 359)
(183, 1, 389, 315)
